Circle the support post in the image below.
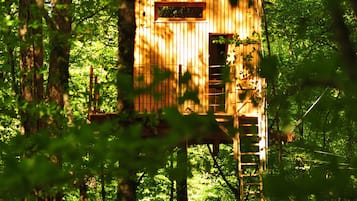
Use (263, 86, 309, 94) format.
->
(176, 145, 188, 201)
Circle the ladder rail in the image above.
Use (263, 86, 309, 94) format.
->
(237, 116, 266, 201)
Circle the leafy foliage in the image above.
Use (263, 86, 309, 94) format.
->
(262, 0, 357, 200)
(1, 0, 357, 200)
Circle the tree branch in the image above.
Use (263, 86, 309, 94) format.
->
(206, 144, 239, 197)
(136, 172, 145, 185)
(72, 4, 110, 31)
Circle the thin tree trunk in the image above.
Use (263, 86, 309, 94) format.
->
(176, 146, 188, 201)
(8, 44, 17, 94)
(79, 181, 88, 201)
(346, 121, 355, 162)
(101, 164, 106, 201)
(263, 5, 282, 163)
(262, 1, 271, 57)
(322, 112, 330, 150)
(169, 154, 175, 201)
(4, 0, 18, 95)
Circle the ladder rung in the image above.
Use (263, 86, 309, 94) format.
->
(244, 190, 261, 195)
(241, 173, 260, 177)
(208, 92, 225, 95)
(240, 134, 259, 137)
(239, 123, 257, 126)
(245, 182, 261, 186)
(239, 116, 258, 121)
(241, 162, 258, 166)
(241, 152, 260, 155)
(216, 119, 230, 123)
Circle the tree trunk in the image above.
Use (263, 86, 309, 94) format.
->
(117, 0, 136, 113)
(46, 1, 72, 200)
(47, 0, 71, 107)
(116, 1, 137, 200)
(18, 1, 44, 200)
(116, 178, 137, 201)
(19, 0, 44, 136)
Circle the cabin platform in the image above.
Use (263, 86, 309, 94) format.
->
(88, 112, 234, 145)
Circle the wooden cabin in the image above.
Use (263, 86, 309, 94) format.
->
(134, 0, 263, 114)
(90, 0, 268, 200)
(133, 0, 267, 200)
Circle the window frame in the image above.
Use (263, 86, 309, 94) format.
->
(154, 2, 206, 22)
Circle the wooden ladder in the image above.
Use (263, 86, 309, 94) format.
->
(236, 116, 265, 201)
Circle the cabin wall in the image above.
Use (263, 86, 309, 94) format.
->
(134, 0, 263, 116)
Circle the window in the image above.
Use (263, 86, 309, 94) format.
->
(155, 2, 206, 21)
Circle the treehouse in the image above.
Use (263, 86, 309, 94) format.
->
(134, 0, 267, 199)
(90, 0, 267, 200)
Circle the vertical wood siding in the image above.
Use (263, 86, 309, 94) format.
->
(134, 0, 263, 116)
